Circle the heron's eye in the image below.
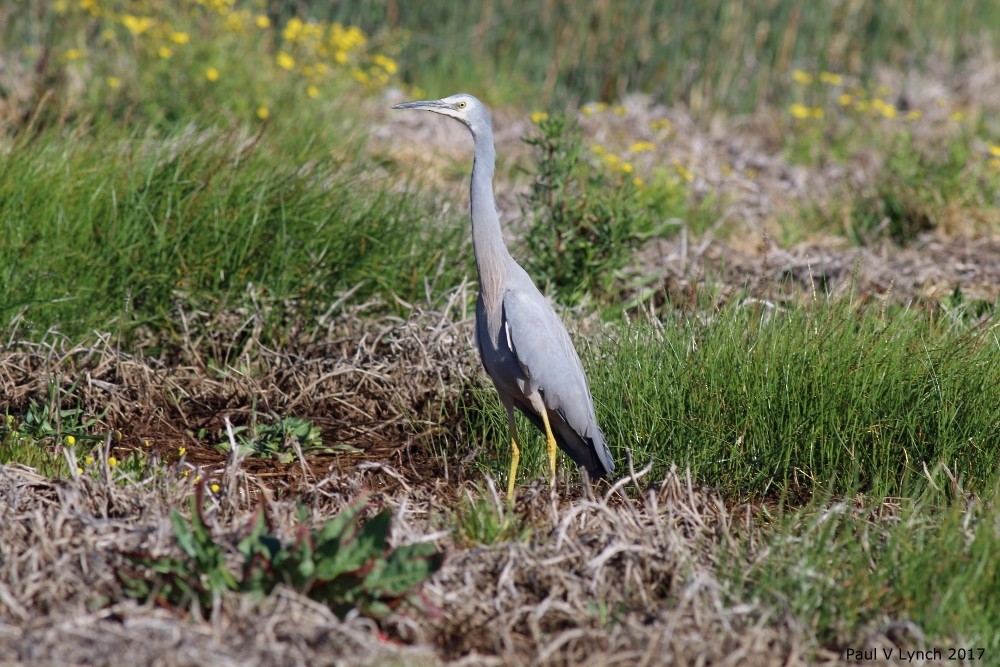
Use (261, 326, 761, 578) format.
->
(456, 100, 467, 109)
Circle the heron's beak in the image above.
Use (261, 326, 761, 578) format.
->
(391, 99, 452, 112)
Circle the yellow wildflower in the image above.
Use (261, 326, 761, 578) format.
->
(158, 46, 172, 59)
(65, 434, 77, 446)
(819, 71, 843, 86)
(85, 455, 95, 465)
(210, 483, 221, 493)
(352, 69, 369, 84)
(205, 67, 220, 82)
(530, 111, 549, 124)
(632, 177, 644, 188)
(76, 467, 84, 475)
(950, 110, 965, 122)
(792, 69, 813, 85)
(257, 106, 270, 119)
(987, 143, 1000, 157)
(122, 15, 154, 35)
(590, 144, 606, 155)
(789, 103, 812, 119)
(373, 54, 397, 74)
(334, 50, 348, 64)
(107, 76, 121, 89)
(170, 32, 190, 44)
(80, 0, 100, 16)
(872, 98, 897, 119)
(64, 48, 85, 61)
(604, 153, 621, 166)
(620, 162, 634, 173)
(307, 85, 319, 98)
(283, 17, 303, 41)
(673, 161, 694, 183)
(277, 52, 295, 70)
(629, 141, 655, 153)
(255, 14, 271, 28)
(838, 93, 853, 106)
(108, 456, 118, 467)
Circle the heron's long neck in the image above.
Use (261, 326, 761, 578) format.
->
(470, 130, 512, 315)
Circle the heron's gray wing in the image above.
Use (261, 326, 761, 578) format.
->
(501, 273, 614, 474)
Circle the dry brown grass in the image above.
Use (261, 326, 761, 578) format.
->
(2, 455, 857, 666)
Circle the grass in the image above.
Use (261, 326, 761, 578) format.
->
(330, 0, 1000, 112)
(3, 0, 1000, 661)
(467, 298, 1000, 501)
(728, 483, 1000, 651)
(0, 121, 469, 347)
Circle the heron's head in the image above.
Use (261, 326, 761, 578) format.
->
(391, 93, 491, 136)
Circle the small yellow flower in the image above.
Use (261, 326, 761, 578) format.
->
(351, 69, 369, 84)
(872, 98, 897, 119)
(530, 111, 549, 124)
(989, 158, 1000, 170)
(84, 455, 94, 466)
(307, 85, 319, 98)
(65, 434, 77, 446)
(905, 110, 923, 121)
(122, 15, 154, 36)
(194, 474, 202, 483)
(277, 52, 295, 70)
(64, 48, 85, 61)
(819, 71, 843, 86)
(76, 467, 84, 475)
(673, 161, 694, 183)
(205, 67, 220, 82)
(170, 32, 190, 44)
(334, 50, 349, 64)
(210, 483, 221, 493)
(178, 446, 187, 456)
(257, 106, 270, 119)
(620, 161, 634, 173)
(107, 76, 121, 89)
(158, 46, 172, 59)
(629, 141, 655, 153)
(632, 177, 644, 188)
(183, 470, 191, 477)
(581, 102, 607, 116)
(589, 144, 606, 155)
(255, 14, 271, 28)
(811, 107, 824, 119)
(854, 100, 870, 113)
(950, 110, 966, 122)
(373, 54, 397, 74)
(108, 456, 118, 467)
(838, 93, 853, 106)
(604, 153, 621, 166)
(792, 69, 813, 85)
(789, 103, 812, 119)
(986, 143, 1000, 157)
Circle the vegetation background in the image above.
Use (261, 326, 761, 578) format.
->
(1, 1, 999, 664)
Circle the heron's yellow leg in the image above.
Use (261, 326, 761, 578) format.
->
(506, 435, 520, 504)
(539, 408, 558, 490)
(504, 404, 520, 504)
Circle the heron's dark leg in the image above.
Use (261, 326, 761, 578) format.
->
(504, 401, 520, 503)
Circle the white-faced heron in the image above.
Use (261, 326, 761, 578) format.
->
(392, 93, 615, 501)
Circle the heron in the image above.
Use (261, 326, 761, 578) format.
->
(392, 93, 615, 502)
